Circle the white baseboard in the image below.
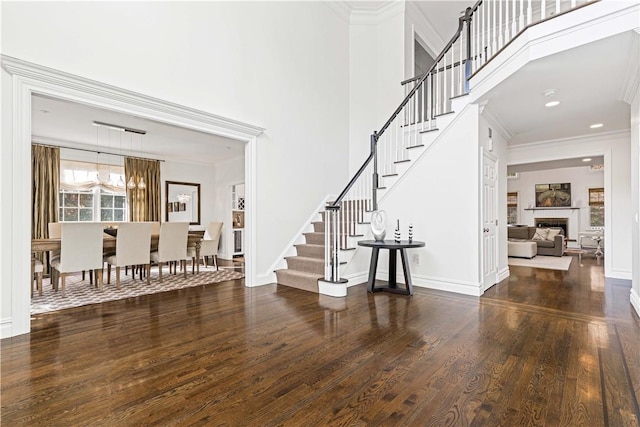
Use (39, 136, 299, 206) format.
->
(609, 269, 632, 280)
(411, 274, 483, 296)
(251, 271, 276, 287)
(631, 288, 640, 318)
(1, 317, 14, 339)
(497, 267, 510, 283)
(343, 272, 368, 287)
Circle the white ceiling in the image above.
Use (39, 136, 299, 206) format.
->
(32, 95, 246, 165)
(479, 31, 634, 145)
(507, 156, 604, 174)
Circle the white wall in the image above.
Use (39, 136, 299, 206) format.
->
(349, 4, 406, 175)
(507, 165, 605, 241)
(344, 104, 483, 295)
(508, 132, 632, 280)
(1, 1, 349, 278)
(630, 75, 640, 316)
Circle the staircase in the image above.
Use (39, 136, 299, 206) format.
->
(275, 0, 598, 295)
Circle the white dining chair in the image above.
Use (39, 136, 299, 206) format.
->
(105, 222, 152, 289)
(151, 222, 189, 282)
(48, 222, 62, 286)
(188, 221, 223, 272)
(50, 223, 105, 297)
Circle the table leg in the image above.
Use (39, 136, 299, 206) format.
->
(367, 247, 380, 292)
(388, 249, 397, 288)
(196, 240, 201, 274)
(399, 248, 413, 296)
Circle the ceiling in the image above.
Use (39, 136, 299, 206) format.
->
(507, 156, 604, 174)
(32, 95, 246, 165)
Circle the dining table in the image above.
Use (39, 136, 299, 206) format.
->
(31, 233, 205, 273)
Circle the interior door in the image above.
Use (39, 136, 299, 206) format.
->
(482, 149, 498, 288)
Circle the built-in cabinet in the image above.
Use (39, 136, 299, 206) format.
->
(231, 183, 245, 256)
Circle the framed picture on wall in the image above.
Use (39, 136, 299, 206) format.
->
(535, 183, 572, 207)
(167, 202, 174, 213)
(179, 202, 186, 212)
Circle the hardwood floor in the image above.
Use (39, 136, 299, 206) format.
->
(2, 254, 638, 425)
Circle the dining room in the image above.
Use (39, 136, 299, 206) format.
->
(29, 94, 249, 315)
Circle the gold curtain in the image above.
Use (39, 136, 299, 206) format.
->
(32, 144, 60, 239)
(124, 157, 161, 221)
(32, 144, 60, 274)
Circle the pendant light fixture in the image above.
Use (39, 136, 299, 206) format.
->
(137, 133, 146, 190)
(117, 131, 125, 188)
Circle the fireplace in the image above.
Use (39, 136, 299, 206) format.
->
(535, 218, 569, 239)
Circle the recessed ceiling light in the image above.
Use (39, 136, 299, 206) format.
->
(582, 158, 592, 162)
(545, 101, 560, 107)
(590, 123, 603, 129)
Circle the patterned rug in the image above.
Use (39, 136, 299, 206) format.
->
(31, 265, 244, 315)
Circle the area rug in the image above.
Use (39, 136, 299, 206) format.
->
(508, 255, 572, 271)
(31, 265, 244, 315)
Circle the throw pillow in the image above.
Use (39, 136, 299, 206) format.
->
(546, 228, 561, 241)
(532, 228, 549, 241)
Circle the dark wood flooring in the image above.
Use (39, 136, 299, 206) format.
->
(2, 254, 639, 426)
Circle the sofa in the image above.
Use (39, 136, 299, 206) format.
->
(507, 226, 565, 257)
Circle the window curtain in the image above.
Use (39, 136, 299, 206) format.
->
(32, 144, 60, 273)
(124, 157, 160, 221)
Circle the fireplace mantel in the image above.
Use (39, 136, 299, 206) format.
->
(524, 207, 580, 211)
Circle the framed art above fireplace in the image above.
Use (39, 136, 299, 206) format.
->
(535, 183, 571, 207)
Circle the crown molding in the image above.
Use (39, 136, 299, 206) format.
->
(323, 1, 352, 24)
(1, 55, 265, 141)
(351, 1, 404, 25)
(508, 129, 630, 152)
(480, 103, 514, 142)
(619, 31, 640, 104)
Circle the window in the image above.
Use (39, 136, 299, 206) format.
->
(589, 187, 604, 227)
(59, 160, 127, 222)
(507, 192, 518, 225)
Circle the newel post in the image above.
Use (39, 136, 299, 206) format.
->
(371, 131, 379, 212)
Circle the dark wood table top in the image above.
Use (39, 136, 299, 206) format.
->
(358, 240, 425, 249)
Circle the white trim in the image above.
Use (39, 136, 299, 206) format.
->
(497, 266, 510, 283)
(631, 288, 640, 318)
(343, 272, 369, 287)
(618, 31, 640, 105)
(253, 272, 276, 287)
(323, 1, 351, 23)
(1, 55, 263, 337)
(0, 317, 13, 338)
(608, 270, 633, 281)
(406, 1, 445, 57)
(507, 130, 629, 154)
(318, 280, 347, 297)
(411, 273, 483, 297)
(480, 107, 514, 142)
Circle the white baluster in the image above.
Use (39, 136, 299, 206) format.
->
(527, 0, 532, 26)
(512, 0, 517, 38)
(505, 0, 510, 43)
(498, 0, 503, 48)
(449, 46, 454, 102)
(482, 2, 487, 65)
(459, 29, 464, 94)
(519, 0, 525, 31)
(421, 79, 425, 131)
(492, 0, 497, 56)
(541, 0, 546, 20)
(555, 0, 560, 15)
(571, 0, 576, 7)
(474, 7, 479, 72)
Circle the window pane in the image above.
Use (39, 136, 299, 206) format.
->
(63, 208, 78, 221)
(63, 193, 78, 207)
(79, 193, 94, 208)
(114, 195, 125, 209)
(101, 209, 114, 221)
(114, 209, 124, 221)
(101, 194, 114, 208)
(507, 207, 517, 224)
(591, 206, 604, 227)
(79, 208, 93, 221)
(59, 193, 63, 206)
